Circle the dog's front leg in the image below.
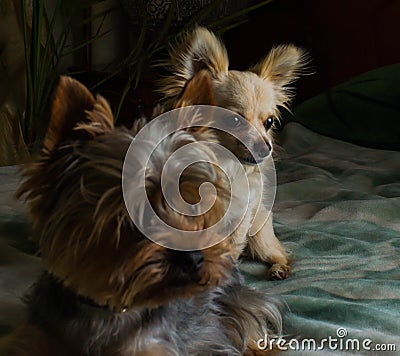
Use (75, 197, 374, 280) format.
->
(247, 207, 290, 280)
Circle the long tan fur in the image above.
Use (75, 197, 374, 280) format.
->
(159, 27, 309, 279)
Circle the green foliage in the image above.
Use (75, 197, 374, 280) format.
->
(97, 0, 275, 120)
(19, 0, 275, 146)
(20, 0, 112, 148)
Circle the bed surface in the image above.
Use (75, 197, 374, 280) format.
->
(1, 65, 399, 354)
(1, 122, 398, 354)
(242, 122, 400, 354)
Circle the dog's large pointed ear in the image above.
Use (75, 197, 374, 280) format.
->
(159, 27, 228, 103)
(175, 70, 216, 108)
(251, 45, 308, 87)
(44, 76, 114, 152)
(178, 27, 229, 77)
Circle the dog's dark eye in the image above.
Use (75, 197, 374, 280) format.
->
(264, 117, 274, 130)
(228, 116, 242, 128)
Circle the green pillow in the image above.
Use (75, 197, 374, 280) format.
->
(284, 64, 400, 150)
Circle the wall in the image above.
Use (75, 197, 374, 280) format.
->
(223, 0, 400, 103)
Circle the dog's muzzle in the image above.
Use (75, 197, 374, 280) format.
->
(243, 140, 271, 164)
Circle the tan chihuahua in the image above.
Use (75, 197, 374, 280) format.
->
(159, 27, 308, 279)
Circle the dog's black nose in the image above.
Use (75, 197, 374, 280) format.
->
(184, 250, 204, 270)
(169, 250, 204, 274)
(253, 140, 271, 160)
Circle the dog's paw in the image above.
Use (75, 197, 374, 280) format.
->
(267, 263, 290, 280)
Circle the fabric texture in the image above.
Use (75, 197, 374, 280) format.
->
(284, 64, 400, 150)
(242, 122, 400, 354)
(1, 122, 398, 353)
(1, 65, 399, 353)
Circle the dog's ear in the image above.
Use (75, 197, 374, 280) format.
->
(159, 27, 228, 103)
(251, 45, 308, 87)
(175, 70, 216, 107)
(178, 27, 229, 78)
(44, 76, 114, 152)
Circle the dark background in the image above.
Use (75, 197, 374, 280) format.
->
(84, 0, 400, 136)
(222, 0, 400, 104)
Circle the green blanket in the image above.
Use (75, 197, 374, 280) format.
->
(0, 166, 43, 336)
(241, 122, 400, 355)
(1, 66, 399, 354)
(1, 122, 398, 354)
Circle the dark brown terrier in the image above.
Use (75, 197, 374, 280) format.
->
(0, 76, 282, 355)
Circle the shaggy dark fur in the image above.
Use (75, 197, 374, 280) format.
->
(0, 76, 282, 355)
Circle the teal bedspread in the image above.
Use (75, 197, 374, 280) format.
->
(241, 122, 400, 355)
(0, 166, 42, 336)
(1, 122, 398, 354)
(0, 66, 399, 354)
